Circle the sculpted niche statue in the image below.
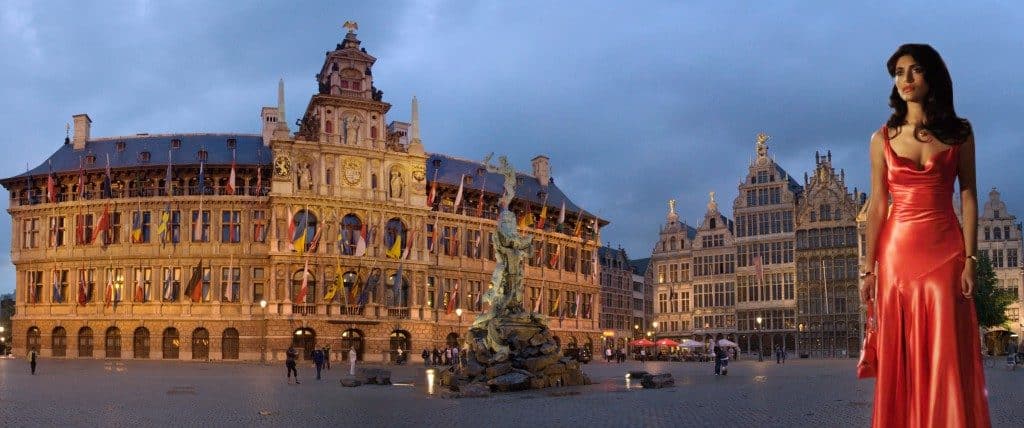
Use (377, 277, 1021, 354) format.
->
(389, 170, 404, 198)
(344, 117, 360, 145)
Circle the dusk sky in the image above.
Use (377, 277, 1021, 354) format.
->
(2, 1, 1022, 294)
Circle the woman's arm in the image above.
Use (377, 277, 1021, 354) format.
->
(861, 130, 889, 303)
(958, 132, 978, 296)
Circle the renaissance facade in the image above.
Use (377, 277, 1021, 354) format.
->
(4, 28, 605, 362)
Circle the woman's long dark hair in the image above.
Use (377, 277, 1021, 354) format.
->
(886, 43, 971, 144)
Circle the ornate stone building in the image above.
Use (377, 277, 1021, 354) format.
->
(629, 257, 653, 341)
(650, 201, 697, 342)
(691, 192, 737, 344)
(731, 134, 801, 355)
(3, 28, 604, 362)
(977, 187, 1023, 352)
(598, 246, 634, 349)
(794, 151, 864, 358)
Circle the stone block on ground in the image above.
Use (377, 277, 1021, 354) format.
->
(359, 368, 380, 384)
(340, 376, 362, 387)
(641, 373, 674, 389)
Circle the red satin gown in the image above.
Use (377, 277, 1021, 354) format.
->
(872, 126, 991, 427)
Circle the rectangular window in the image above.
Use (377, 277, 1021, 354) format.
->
(104, 212, 122, 245)
(1008, 249, 1019, 268)
(747, 190, 756, 207)
(130, 211, 151, 243)
(78, 268, 96, 303)
(252, 210, 268, 243)
(22, 218, 39, 249)
(487, 232, 496, 261)
(581, 249, 593, 275)
(49, 216, 66, 247)
(546, 243, 559, 269)
(658, 293, 667, 313)
(548, 289, 561, 317)
(994, 227, 1002, 240)
(253, 268, 265, 302)
(466, 229, 482, 259)
(201, 266, 212, 301)
(670, 292, 679, 312)
(53, 269, 69, 303)
(167, 210, 181, 244)
(134, 267, 152, 303)
(670, 263, 678, 283)
(221, 210, 241, 243)
(191, 210, 210, 242)
(657, 264, 666, 284)
(26, 270, 43, 304)
(564, 247, 577, 272)
(681, 291, 690, 312)
(221, 266, 241, 302)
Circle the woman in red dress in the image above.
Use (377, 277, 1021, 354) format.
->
(860, 44, 991, 427)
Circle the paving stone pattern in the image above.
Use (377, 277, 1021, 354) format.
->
(0, 357, 1020, 427)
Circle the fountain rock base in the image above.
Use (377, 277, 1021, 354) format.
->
(442, 311, 589, 392)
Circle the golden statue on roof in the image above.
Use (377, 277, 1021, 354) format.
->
(343, 21, 359, 33)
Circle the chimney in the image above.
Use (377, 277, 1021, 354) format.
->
(72, 114, 91, 150)
(531, 155, 550, 187)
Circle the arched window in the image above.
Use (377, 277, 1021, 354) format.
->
(222, 328, 239, 360)
(446, 332, 460, 348)
(340, 214, 362, 255)
(292, 327, 316, 360)
(26, 326, 41, 353)
(342, 271, 359, 303)
(670, 236, 677, 251)
(384, 218, 407, 259)
(325, 120, 333, 134)
(78, 327, 94, 357)
(162, 327, 180, 359)
(341, 329, 363, 361)
(291, 269, 317, 304)
(105, 327, 122, 358)
(387, 272, 410, 307)
(292, 210, 318, 253)
(390, 330, 411, 360)
(370, 126, 378, 139)
(52, 326, 67, 357)
(133, 327, 150, 359)
(192, 328, 209, 360)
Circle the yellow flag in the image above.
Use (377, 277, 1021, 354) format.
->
(386, 235, 403, 259)
(294, 232, 307, 256)
(324, 269, 341, 302)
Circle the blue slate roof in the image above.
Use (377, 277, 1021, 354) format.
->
(2, 133, 268, 183)
(629, 257, 650, 276)
(426, 153, 607, 225)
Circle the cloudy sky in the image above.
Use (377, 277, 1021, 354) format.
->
(2, 1, 1022, 294)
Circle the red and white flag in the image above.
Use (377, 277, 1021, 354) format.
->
(402, 229, 416, 259)
(354, 224, 367, 256)
(446, 280, 459, 314)
(296, 258, 309, 303)
(453, 174, 466, 209)
(533, 292, 542, 313)
(226, 149, 237, 195)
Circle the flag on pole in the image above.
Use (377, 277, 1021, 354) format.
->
(453, 174, 466, 209)
(131, 208, 144, 243)
(558, 200, 566, 225)
(296, 258, 310, 303)
(46, 160, 57, 203)
(356, 268, 379, 307)
(134, 269, 144, 302)
(536, 199, 548, 230)
(385, 233, 403, 259)
(157, 204, 170, 244)
(325, 266, 341, 303)
(165, 149, 173, 195)
(533, 291, 542, 313)
(573, 213, 584, 238)
(255, 164, 263, 196)
(446, 280, 459, 314)
(186, 260, 204, 302)
(427, 177, 438, 207)
(77, 157, 86, 200)
(294, 213, 309, 255)
(197, 161, 206, 195)
(52, 271, 62, 303)
(548, 245, 560, 269)
(93, 204, 110, 245)
(101, 154, 113, 198)
(104, 278, 113, 308)
(192, 210, 204, 241)
(78, 271, 87, 306)
(226, 149, 237, 195)
(401, 230, 416, 259)
(575, 292, 582, 317)
(225, 260, 235, 303)
(354, 224, 367, 256)
(163, 269, 174, 301)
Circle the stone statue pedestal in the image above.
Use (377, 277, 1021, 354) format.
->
(445, 311, 589, 392)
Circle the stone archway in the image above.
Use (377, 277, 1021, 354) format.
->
(341, 328, 363, 361)
(105, 327, 122, 358)
(133, 327, 150, 359)
(78, 327, 94, 357)
(192, 328, 210, 360)
(52, 327, 67, 357)
(26, 327, 41, 354)
(292, 327, 316, 360)
(222, 328, 239, 360)
(162, 327, 180, 359)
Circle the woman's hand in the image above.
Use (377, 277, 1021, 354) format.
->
(961, 262, 976, 298)
(859, 273, 876, 303)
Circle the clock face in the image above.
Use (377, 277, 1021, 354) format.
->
(274, 156, 290, 177)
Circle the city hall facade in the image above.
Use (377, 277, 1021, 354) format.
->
(3, 29, 605, 362)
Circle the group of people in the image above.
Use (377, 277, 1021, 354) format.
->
(285, 344, 358, 384)
(421, 346, 463, 366)
(603, 347, 628, 363)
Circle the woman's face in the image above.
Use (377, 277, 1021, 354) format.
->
(894, 55, 929, 103)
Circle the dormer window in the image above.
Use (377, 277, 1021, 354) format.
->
(139, 151, 151, 163)
(85, 155, 96, 166)
(116, 141, 126, 152)
(171, 138, 182, 149)
(226, 138, 237, 149)
(198, 150, 208, 161)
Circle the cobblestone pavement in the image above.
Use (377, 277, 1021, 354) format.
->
(0, 356, 1020, 427)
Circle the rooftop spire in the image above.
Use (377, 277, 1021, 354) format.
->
(277, 78, 288, 132)
(411, 96, 420, 140)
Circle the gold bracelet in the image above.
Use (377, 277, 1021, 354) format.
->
(966, 255, 978, 263)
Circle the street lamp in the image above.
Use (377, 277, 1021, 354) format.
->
(259, 299, 268, 365)
(756, 316, 763, 360)
(455, 308, 464, 369)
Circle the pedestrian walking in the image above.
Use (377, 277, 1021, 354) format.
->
(713, 343, 723, 375)
(29, 349, 38, 375)
(286, 346, 300, 384)
(605, 347, 612, 363)
(1006, 339, 1018, 370)
(422, 349, 430, 366)
(445, 347, 452, 366)
(348, 347, 357, 376)
(312, 348, 325, 380)
(323, 345, 331, 370)
(432, 347, 441, 365)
